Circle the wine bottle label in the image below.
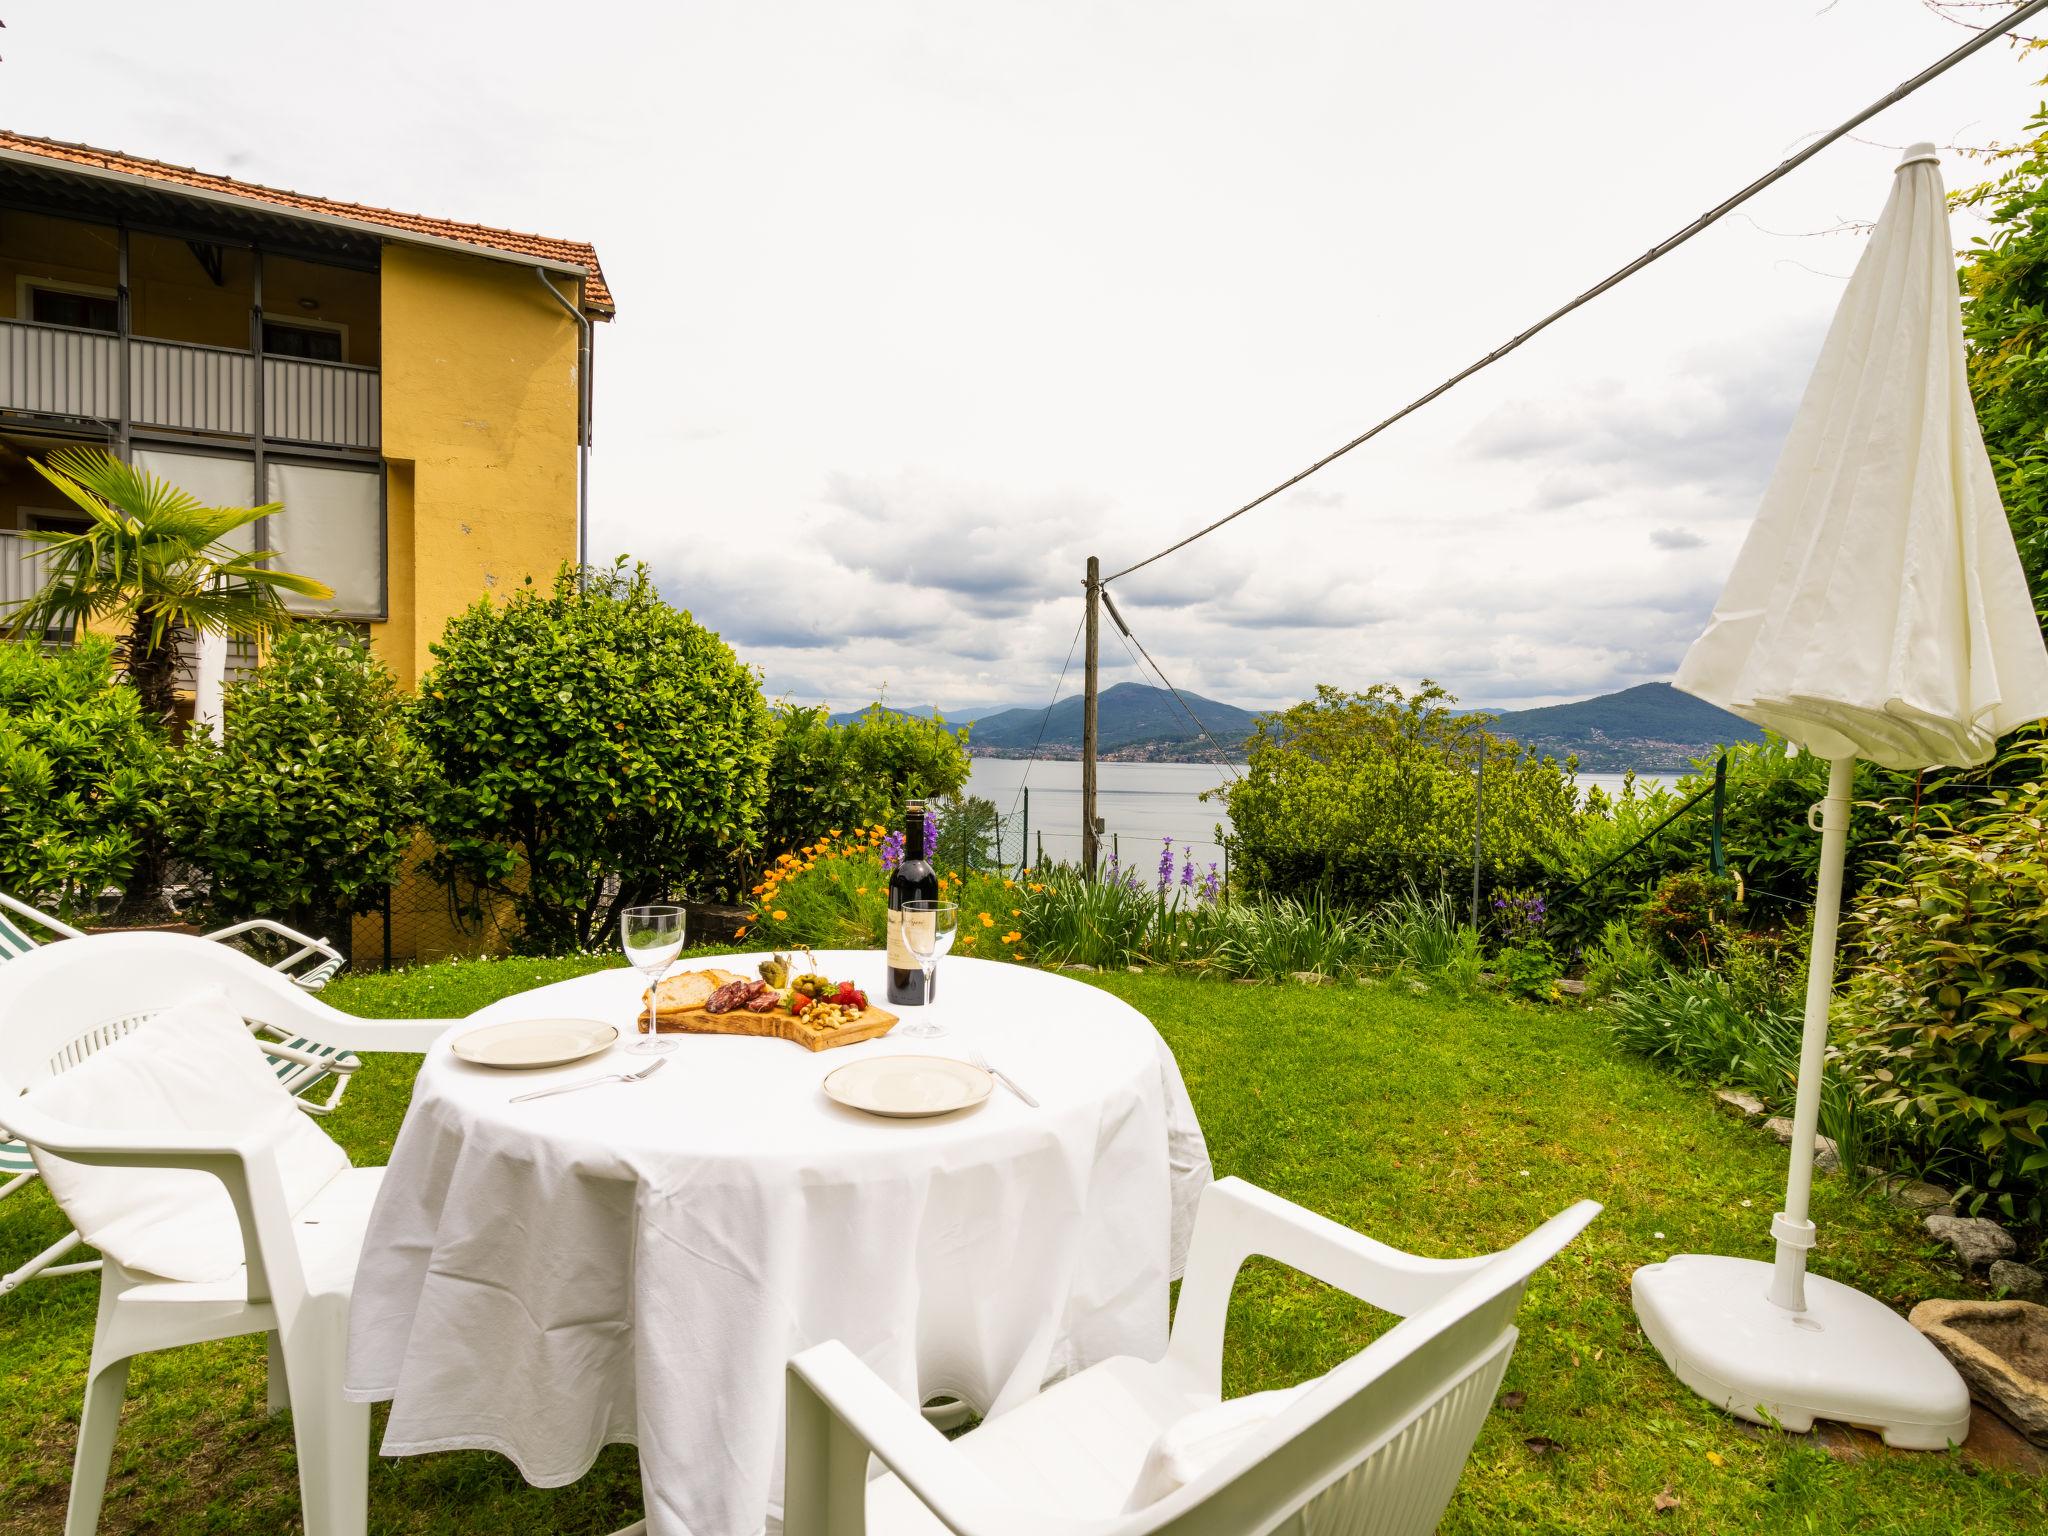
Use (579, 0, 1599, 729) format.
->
(887, 908, 934, 967)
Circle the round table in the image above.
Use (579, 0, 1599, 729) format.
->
(343, 952, 1210, 1536)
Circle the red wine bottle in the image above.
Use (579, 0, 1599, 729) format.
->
(886, 800, 938, 1004)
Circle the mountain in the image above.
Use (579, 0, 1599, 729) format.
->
(966, 681, 1263, 760)
(826, 703, 949, 725)
(1478, 683, 1763, 771)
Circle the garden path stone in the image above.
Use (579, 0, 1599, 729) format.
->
(1909, 1299, 2048, 1445)
(1715, 1089, 1765, 1117)
(1990, 1262, 2046, 1303)
(1880, 1175, 1955, 1216)
(1925, 1214, 2018, 1269)
(1764, 1116, 1839, 1173)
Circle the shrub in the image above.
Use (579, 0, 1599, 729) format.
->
(415, 561, 772, 953)
(1225, 682, 1579, 908)
(1842, 737, 2048, 1223)
(1543, 739, 1891, 948)
(173, 627, 424, 942)
(0, 636, 171, 917)
(760, 704, 969, 859)
(1638, 869, 1737, 966)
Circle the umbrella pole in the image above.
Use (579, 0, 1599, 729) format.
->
(1768, 754, 1856, 1313)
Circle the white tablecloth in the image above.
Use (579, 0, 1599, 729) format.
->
(344, 952, 1210, 1536)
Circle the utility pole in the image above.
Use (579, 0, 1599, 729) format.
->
(1081, 555, 1102, 879)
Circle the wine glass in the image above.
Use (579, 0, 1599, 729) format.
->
(621, 904, 686, 1055)
(894, 900, 959, 1040)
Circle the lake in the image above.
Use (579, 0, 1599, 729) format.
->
(964, 760, 1680, 874)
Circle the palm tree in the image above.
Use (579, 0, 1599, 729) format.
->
(1, 447, 332, 725)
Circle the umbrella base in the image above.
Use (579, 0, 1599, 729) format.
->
(1633, 1254, 1970, 1449)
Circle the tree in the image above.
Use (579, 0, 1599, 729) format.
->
(759, 703, 971, 857)
(173, 627, 426, 946)
(1958, 68, 2048, 623)
(414, 560, 773, 953)
(1223, 682, 1580, 908)
(0, 636, 172, 918)
(0, 448, 329, 727)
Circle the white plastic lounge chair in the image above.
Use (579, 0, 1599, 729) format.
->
(781, 1178, 1600, 1536)
(0, 932, 463, 1536)
(1, 895, 362, 1296)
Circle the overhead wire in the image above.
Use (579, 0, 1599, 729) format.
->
(1100, 0, 2048, 586)
(1101, 590, 1244, 782)
(1003, 610, 1086, 824)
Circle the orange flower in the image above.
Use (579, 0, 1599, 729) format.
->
(1028, 882, 1045, 893)
(979, 912, 994, 927)
(772, 909, 787, 921)
(829, 828, 842, 838)
(1001, 930, 1022, 945)
(735, 926, 748, 938)
(1003, 878, 1015, 889)
(855, 886, 869, 895)
(1010, 908, 1020, 916)
(1012, 951, 1026, 960)
(751, 883, 765, 894)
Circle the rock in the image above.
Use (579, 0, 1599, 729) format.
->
(1881, 1176, 1955, 1216)
(1555, 978, 1587, 997)
(1926, 1214, 2018, 1270)
(1764, 1116, 1840, 1173)
(1715, 1089, 1766, 1117)
(1991, 1262, 2047, 1304)
(1910, 1298, 2048, 1445)
(1061, 963, 1097, 973)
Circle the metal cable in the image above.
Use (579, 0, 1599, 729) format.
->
(1102, 0, 2048, 586)
(1102, 594, 1245, 781)
(1004, 611, 1086, 822)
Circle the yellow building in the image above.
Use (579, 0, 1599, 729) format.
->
(0, 130, 615, 689)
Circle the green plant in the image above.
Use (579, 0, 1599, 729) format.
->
(930, 791, 1001, 871)
(414, 561, 772, 953)
(1841, 733, 2048, 1225)
(173, 627, 425, 944)
(1542, 741, 1899, 952)
(0, 448, 328, 726)
(1581, 917, 1660, 1001)
(1224, 682, 1580, 908)
(0, 636, 171, 917)
(1490, 941, 1559, 1001)
(1638, 869, 1737, 967)
(759, 703, 969, 859)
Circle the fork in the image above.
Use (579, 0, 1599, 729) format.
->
(511, 1056, 668, 1103)
(965, 1043, 1039, 1108)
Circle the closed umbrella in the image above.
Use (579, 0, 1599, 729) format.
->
(1633, 143, 2048, 1448)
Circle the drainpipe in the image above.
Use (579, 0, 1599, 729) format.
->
(535, 267, 591, 576)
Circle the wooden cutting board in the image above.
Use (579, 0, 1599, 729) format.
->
(640, 997, 900, 1052)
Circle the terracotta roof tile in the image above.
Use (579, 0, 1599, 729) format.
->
(0, 129, 614, 316)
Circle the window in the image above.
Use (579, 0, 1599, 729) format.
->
(262, 320, 344, 362)
(131, 449, 260, 555)
(265, 461, 382, 616)
(27, 286, 117, 333)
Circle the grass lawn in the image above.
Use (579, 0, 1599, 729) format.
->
(2, 955, 2038, 1534)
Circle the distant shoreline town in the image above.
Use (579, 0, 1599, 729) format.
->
(844, 680, 1767, 774)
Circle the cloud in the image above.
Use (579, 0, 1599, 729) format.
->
(1649, 526, 1706, 550)
(814, 470, 1100, 617)
(1461, 339, 1816, 509)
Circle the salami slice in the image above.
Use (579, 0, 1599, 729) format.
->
(704, 978, 760, 1014)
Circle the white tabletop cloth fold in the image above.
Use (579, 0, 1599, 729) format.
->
(344, 954, 1209, 1536)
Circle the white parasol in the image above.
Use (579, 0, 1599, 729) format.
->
(1634, 143, 2048, 1448)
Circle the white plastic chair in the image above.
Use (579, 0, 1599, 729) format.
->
(0, 932, 464, 1536)
(1, 893, 357, 1295)
(782, 1178, 1600, 1536)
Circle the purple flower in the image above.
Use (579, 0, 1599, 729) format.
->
(1201, 862, 1220, 903)
(879, 830, 906, 872)
(1157, 837, 1175, 894)
(1180, 850, 1196, 890)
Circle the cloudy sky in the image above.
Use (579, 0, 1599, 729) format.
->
(5, 2, 2035, 711)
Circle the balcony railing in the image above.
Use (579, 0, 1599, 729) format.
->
(0, 318, 380, 451)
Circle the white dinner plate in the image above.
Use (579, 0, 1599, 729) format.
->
(451, 1018, 620, 1069)
(823, 1055, 993, 1118)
